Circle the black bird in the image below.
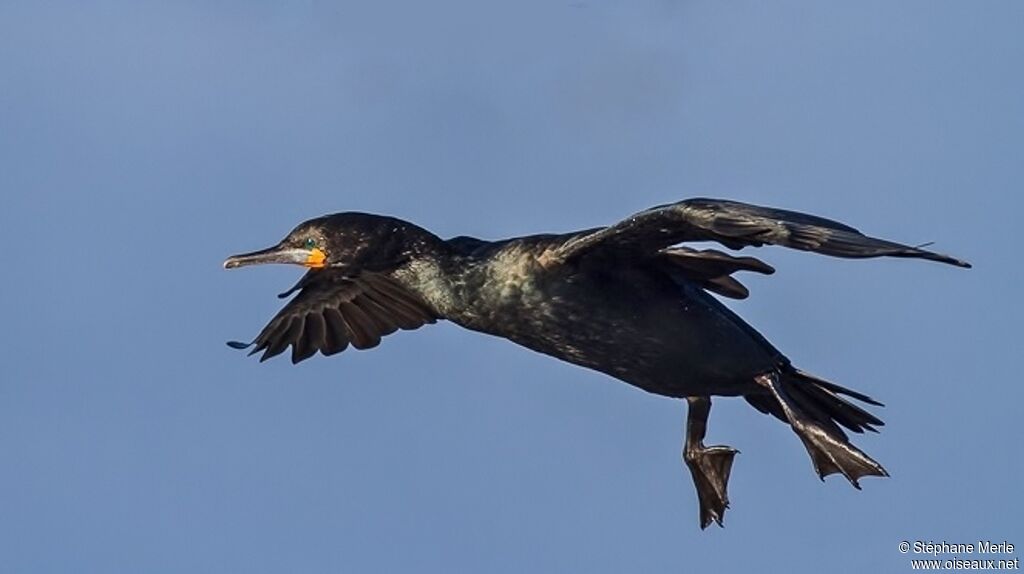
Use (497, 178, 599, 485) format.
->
(224, 198, 969, 528)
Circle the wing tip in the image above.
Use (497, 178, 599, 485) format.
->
(920, 250, 972, 269)
(949, 257, 972, 269)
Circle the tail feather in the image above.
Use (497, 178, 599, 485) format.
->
(751, 370, 889, 486)
(792, 368, 884, 407)
(788, 376, 884, 435)
(746, 368, 885, 438)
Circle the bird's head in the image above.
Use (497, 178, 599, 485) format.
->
(223, 212, 439, 273)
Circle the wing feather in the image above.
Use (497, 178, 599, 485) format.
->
(321, 308, 351, 356)
(260, 318, 301, 362)
(338, 301, 380, 349)
(229, 269, 437, 364)
(291, 315, 318, 364)
(555, 198, 970, 268)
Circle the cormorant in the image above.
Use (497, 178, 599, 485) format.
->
(224, 197, 969, 528)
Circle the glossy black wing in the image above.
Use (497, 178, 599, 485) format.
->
(228, 270, 437, 364)
(658, 246, 776, 300)
(554, 198, 970, 268)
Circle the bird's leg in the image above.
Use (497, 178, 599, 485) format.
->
(753, 372, 887, 487)
(683, 396, 739, 529)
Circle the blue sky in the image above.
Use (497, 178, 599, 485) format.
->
(1, 1, 1020, 572)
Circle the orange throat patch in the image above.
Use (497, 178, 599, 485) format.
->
(305, 247, 326, 268)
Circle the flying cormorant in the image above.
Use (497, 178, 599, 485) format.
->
(224, 197, 969, 528)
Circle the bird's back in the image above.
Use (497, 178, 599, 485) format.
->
(436, 234, 785, 398)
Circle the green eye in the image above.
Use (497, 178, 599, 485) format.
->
(304, 238, 317, 249)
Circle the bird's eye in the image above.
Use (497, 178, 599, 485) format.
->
(304, 238, 317, 249)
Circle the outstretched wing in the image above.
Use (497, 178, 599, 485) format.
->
(228, 269, 437, 364)
(658, 246, 776, 300)
(554, 198, 971, 268)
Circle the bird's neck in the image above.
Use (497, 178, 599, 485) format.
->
(389, 244, 478, 320)
(390, 237, 556, 334)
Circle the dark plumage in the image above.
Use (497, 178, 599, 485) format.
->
(224, 198, 970, 528)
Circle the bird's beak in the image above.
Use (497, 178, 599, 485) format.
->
(223, 245, 327, 269)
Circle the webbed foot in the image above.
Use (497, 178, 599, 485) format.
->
(684, 442, 738, 528)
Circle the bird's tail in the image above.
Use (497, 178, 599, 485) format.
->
(747, 368, 888, 485)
